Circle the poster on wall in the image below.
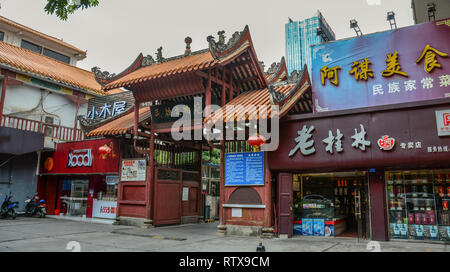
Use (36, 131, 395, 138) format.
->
(225, 152, 264, 186)
(182, 187, 189, 201)
(302, 219, 313, 236)
(313, 219, 325, 236)
(121, 159, 147, 181)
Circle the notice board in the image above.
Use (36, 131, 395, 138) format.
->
(225, 152, 264, 186)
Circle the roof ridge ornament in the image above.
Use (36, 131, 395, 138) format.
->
(266, 62, 281, 75)
(156, 46, 165, 63)
(207, 26, 249, 59)
(142, 55, 156, 67)
(92, 67, 117, 81)
(184, 36, 192, 56)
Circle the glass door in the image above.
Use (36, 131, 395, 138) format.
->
(68, 180, 88, 216)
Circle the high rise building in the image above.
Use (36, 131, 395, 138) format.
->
(411, 0, 450, 24)
(285, 11, 335, 75)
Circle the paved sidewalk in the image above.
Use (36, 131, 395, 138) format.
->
(0, 217, 449, 252)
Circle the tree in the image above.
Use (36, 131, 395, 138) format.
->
(44, 0, 99, 20)
(202, 148, 221, 164)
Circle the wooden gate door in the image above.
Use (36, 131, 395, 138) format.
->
(278, 172, 293, 237)
(153, 168, 182, 226)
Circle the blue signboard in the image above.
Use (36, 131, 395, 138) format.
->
(225, 152, 264, 186)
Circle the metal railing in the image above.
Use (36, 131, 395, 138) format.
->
(0, 114, 84, 142)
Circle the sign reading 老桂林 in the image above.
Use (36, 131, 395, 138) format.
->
(225, 152, 264, 186)
(436, 109, 450, 137)
(121, 159, 147, 181)
(312, 19, 450, 113)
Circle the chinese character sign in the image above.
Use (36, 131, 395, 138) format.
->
(312, 19, 450, 112)
(87, 101, 127, 120)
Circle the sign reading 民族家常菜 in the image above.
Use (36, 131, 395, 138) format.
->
(312, 19, 450, 113)
(121, 159, 147, 181)
(225, 152, 264, 186)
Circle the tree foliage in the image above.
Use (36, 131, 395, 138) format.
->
(44, 0, 99, 20)
(202, 149, 221, 165)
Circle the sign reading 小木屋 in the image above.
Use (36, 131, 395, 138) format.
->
(225, 152, 264, 186)
(311, 19, 450, 112)
(120, 159, 147, 181)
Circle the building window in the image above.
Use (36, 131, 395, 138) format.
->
(21, 39, 42, 54)
(43, 48, 70, 64)
(386, 170, 450, 241)
(0, 31, 4, 42)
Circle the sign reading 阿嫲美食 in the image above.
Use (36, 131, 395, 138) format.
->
(312, 19, 450, 112)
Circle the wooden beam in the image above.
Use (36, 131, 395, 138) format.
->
(196, 70, 232, 89)
(227, 59, 252, 69)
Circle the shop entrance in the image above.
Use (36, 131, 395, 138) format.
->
(59, 179, 89, 217)
(292, 172, 370, 239)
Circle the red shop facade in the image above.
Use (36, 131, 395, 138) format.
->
(270, 101, 450, 241)
(37, 138, 120, 220)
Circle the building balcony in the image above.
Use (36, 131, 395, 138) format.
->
(0, 114, 84, 149)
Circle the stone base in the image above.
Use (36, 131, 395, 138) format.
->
(216, 224, 227, 236)
(181, 216, 203, 224)
(115, 217, 153, 228)
(261, 227, 275, 239)
(217, 225, 275, 238)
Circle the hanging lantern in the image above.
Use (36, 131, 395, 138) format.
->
(248, 134, 266, 147)
(98, 145, 112, 159)
(44, 157, 54, 171)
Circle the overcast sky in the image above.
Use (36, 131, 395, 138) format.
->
(0, 0, 414, 74)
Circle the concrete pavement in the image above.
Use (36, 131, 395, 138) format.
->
(0, 217, 449, 252)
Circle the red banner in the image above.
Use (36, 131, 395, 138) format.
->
(40, 138, 119, 175)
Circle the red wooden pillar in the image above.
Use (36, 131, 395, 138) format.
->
(228, 71, 234, 101)
(0, 71, 8, 119)
(147, 123, 155, 221)
(205, 69, 212, 117)
(221, 69, 226, 106)
(263, 152, 272, 227)
(219, 140, 225, 226)
(369, 170, 389, 241)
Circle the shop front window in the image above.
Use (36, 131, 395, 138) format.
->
(386, 170, 450, 241)
(293, 172, 370, 238)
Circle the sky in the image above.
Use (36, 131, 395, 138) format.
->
(0, 0, 415, 74)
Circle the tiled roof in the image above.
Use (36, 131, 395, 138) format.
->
(0, 41, 104, 95)
(206, 66, 311, 123)
(102, 26, 267, 93)
(206, 83, 309, 124)
(0, 16, 86, 56)
(87, 107, 152, 137)
(104, 50, 217, 90)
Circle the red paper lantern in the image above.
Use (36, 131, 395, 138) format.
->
(98, 145, 112, 156)
(248, 134, 266, 147)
